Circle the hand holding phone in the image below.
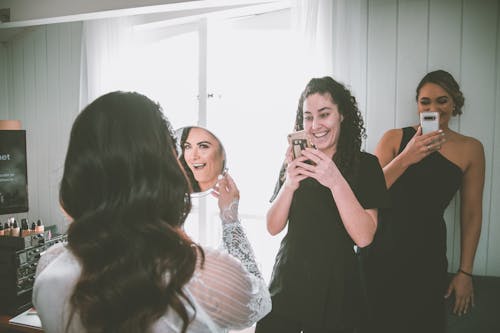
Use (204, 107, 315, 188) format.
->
(287, 130, 312, 159)
(420, 111, 439, 134)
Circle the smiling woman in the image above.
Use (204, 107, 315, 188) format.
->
(177, 126, 226, 195)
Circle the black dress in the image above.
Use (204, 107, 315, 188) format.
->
(368, 127, 462, 333)
(266, 152, 389, 331)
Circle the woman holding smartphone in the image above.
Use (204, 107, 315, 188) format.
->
(256, 76, 389, 333)
(369, 70, 485, 332)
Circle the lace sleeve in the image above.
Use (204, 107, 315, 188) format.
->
(185, 199, 271, 329)
(219, 199, 261, 279)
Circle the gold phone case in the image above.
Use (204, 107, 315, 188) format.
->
(287, 130, 312, 159)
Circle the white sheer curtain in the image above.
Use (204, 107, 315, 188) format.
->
(292, 0, 365, 88)
(292, 0, 334, 80)
(79, 17, 136, 108)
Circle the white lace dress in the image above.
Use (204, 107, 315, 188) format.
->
(32, 217, 271, 333)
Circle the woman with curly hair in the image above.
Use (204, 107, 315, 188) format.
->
(256, 77, 389, 333)
(32, 91, 271, 333)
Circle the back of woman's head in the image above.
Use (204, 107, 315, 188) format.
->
(416, 69, 464, 116)
(61, 91, 198, 333)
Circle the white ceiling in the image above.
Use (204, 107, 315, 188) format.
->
(0, 0, 283, 42)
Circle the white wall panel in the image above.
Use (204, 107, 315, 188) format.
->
(457, 0, 498, 274)
(395, 0, 428, 128)
(488, 0, 500, 276)
(365, 0, 398, 152)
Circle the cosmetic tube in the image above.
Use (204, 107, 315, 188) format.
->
(3, 222, 9, 236)
(11, 220, 20, 237)
(35, 219, 44, 234)
(20, 219, 29, 237)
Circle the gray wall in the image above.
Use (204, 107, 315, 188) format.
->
(0, 23, 82, 232)
(0, 0, 499, 275)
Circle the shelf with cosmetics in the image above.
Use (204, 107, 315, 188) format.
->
(0, 220, 66, 316)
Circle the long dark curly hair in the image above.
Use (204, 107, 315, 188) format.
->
(271, 76, 366, 201)
(60, 91, 201, 333)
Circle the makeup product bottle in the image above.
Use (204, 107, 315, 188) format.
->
(3, 222, 10, 236)
(11, 220, 20, 237)
(35, 219, 44, 233)
(30, 222, 36, 235)
(0, 223, 4, 236)
(20, 219, 29, 237)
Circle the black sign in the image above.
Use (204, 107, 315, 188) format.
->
(0, 130, 28, 214)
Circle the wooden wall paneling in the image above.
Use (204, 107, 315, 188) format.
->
(33, 27, 51, 226)
(5, 43, 14, 120)
(365, 0, 398, 153)
(22, 31, 40, 221)
(456, 0, 498, 275)
(7, 39, 27, 224)
(395, 0, 428, 128)
(56, 22, 82, 232)
(0, 45, 8, 118)
(45, 23, 66, 231)
(428, 0, 463, 271)
(486, 0, 500, 276)
(12, 39, 25, 127)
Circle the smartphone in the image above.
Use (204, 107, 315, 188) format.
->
(420, 111, 439, 134)
(287, 130, 312, 159)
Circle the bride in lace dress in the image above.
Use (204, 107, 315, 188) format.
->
(32, 91, 271, 333)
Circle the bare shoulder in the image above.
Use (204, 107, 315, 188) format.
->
(451, 132, 485, 171)
(375, 128, 404, 156)
(376, 128, 403, 149)
(381, 128, 403, 142)
(454, 132, 484, 156)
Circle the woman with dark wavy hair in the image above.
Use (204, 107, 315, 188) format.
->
(178, 126, 226, 194)
(256, 77, 389, 333)
(32, 91, 270, 333)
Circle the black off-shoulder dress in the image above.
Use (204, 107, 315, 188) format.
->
(368, 127, 462, 333)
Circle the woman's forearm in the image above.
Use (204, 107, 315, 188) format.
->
(459, 215, 482, 273)
(266, 186, 294, 235)
(330, 177, 377, 247)
(382, 152, 412, 188)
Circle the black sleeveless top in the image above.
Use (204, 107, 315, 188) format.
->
(268, 152, 389, 329)
(387, 127, 462, 258)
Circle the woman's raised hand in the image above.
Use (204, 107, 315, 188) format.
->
(213, 173, 240, 222)
(400, 127, 446, 165)
(296, 148, 340, 189)
(283, 145, 309, 191)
